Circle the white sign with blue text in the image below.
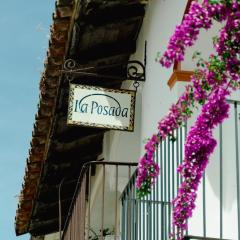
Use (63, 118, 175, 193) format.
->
(67, 84, 136, 131)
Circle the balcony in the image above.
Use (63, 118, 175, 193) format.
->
(60, 161, 137, 240)
(120, 100, 240, 240)
(60, 101, 240, 240)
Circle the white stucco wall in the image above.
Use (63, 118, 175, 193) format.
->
(44, 232, 59, 240)
(90, 0, 240, 239)
(134, 0, 186, 141)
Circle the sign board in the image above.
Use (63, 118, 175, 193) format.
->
(67, 84, 136, 131)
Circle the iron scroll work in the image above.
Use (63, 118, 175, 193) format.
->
(62, 41, 147, 87)
(63, 42, 146, 131)
(62, 59, 146, 85)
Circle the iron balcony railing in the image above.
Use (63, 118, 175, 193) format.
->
(121, 100, 240, 240)
(121, 125, 186, 240)
(60, 161, 137, 240)
(59, 100, 240, 240)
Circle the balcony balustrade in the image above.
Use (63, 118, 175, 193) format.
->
(61, 100, 240, 240)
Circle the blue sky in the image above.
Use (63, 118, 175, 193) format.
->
(0, 1, 54, 239)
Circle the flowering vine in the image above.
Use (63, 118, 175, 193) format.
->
(173, 87, 230, 237)
(136, 0, 240, 239)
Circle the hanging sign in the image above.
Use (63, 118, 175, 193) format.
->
(67, 84, 136, 131)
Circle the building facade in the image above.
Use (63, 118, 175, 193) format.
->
(16, 0, 240, 240)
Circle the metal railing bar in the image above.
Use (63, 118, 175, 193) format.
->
(203, 173, 206, 238)
(177, 129, 180, 189)
(114, 165, 118, 240)
(136, 179, 138, 240)
(61, 162, 88, 238)
(168, 136, 171, 237)
(180, 126, 183, 184)
(164, 139, 167, 240)
(131, 179, 134, 240)
(73, 196, 76, 240)
(143, 194, 146, 240)
(184, 236, 231, 240)
(135, 199, 138, 240)
(128, 184, 131, 240)
(160, 140, 164, 240)
(161, 204, 164, 240)
(61, 160, 137, 239)
(134, 178, 138, 240)
(120, 126, 192, 240)
(119, 121, 240, 240)
(146, 191, 148, 240)
(101, 164, 105, 240)
(87, 165, 92, 239)
(219, 124, 223, 239)
(124, 195, 126, 240)
(234, 102, 240, 240)
(150, 189, 153, 240)
(76, 189, 79, 238)
(184, 123, 189, 236)
(58, 178, 65, 240)
(151, 200, 153, 240)
(148, 191, 151, 240)
(181, 126, 186, 237)
(139, 194, 141, 240)
(127, 183, 131, 240)
(116, 167, 139, 200)
(129, 167, 132, 240)
(156, 144, 160, 240)
(146, 197, 148, 240)
(123, 198, 171, 204)
(172, 130, 175, 199)
(121, 198, 125, 240)
(172, 130, 176, 237)
(154, 201, 157, 240)
(227, 99, 240, 105)
(153, 160, 156, 240)
(88, 161, 138, 166)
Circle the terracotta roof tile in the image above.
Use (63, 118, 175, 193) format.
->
(15, 0, 74, 235)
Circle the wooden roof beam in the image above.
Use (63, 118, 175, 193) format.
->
(29, 217, 66, 236)
(79, 4, 145, 26)
(32, 198, 73, 221)
(75, 40, 136, 63)
(37, 180, 77, 203)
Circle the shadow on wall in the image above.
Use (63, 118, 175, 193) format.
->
(207, 102, 239, 211)
(102, 84, 142, 163)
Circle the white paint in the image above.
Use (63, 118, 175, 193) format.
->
(44, 232, 59, 240)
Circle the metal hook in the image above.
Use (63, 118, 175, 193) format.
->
(133, 81, 140, 91)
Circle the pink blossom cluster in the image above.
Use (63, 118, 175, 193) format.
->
(160, 1, 212, 68)
(215, 10, 240, 82)
(191, 70, 209, 102)
(173, 88, 230, 237)
(203, 0, 230, 21)
(136, 86, 195, 196)
(160, 0, 234, 68)
(136, 135, 160, 197)
(191, 55, 228, 103)
(136, 0, 240, 239)
(170, 2, 240, 237)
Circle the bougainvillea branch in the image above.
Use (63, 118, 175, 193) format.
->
(173, 87, 230, 235)
(160, 1, 213, 68)
(136, 84, 195, 197)
(136, 0, 240, 239)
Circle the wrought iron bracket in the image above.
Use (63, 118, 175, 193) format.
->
(61, 41, 147, 86)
